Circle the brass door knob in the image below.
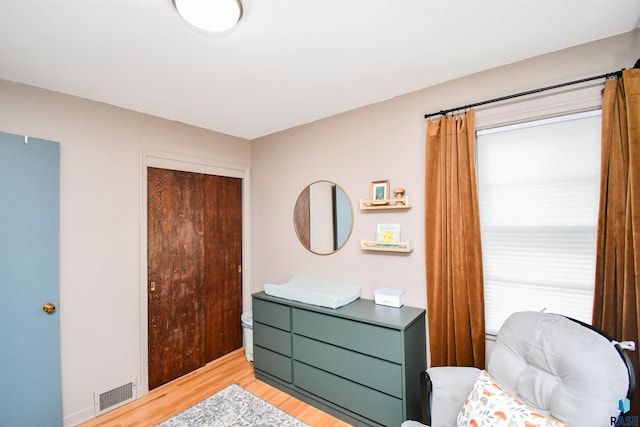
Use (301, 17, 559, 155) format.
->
(43, 302, 56, 314)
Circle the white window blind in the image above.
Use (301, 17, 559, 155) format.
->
(477, 110, 601, 334)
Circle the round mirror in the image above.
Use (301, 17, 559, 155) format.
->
(293, 181, 353, 255)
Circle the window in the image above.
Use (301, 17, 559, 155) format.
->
(477, 111, 601, 334)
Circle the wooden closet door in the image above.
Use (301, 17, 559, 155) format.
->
(147, 168, 206, 390)
(204, 175, 243, 360)
(147, 168, 243, 389)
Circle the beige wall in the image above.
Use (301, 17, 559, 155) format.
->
(0, 27, 637, 426)
(0, 80, 251, 425)
(250, 27, 639, 345)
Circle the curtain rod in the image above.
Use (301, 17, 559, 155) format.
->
(423, 69, 624, 120)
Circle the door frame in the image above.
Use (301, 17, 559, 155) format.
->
(138, 148, 251, 396)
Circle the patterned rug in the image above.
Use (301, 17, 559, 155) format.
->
(155, 384, 310, 427)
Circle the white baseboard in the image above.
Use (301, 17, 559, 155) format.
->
(63, 406, 95, 427)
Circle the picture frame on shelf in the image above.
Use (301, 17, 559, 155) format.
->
(370, 180, 389, 205)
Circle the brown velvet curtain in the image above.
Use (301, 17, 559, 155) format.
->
(593, 69, 640, 409)
(425, 110, 485, 368)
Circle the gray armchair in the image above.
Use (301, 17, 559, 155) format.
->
(403, 311, 635, 427)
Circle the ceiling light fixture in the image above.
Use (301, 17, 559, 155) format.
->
(173, 0, 243, 33)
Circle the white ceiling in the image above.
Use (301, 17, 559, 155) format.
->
(1, 1, 639, 140)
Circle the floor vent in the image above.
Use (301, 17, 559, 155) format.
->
(94, 378, 137, 415)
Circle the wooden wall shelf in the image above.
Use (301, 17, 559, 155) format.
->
(359, 196, 411, 210)
(360, 239, 413, 253)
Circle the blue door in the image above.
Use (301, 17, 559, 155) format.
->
(0, 132, 62, 426)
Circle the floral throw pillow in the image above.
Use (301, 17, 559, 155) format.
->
(456, 370, 568, 427)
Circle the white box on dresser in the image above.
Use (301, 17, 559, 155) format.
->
(374, 287, 405, 308)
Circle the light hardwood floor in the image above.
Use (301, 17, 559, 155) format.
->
(78, 348, 351, 427)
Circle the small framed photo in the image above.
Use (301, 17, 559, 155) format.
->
(370, 180, 390, 205)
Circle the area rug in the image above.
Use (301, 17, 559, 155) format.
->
(155, 384, 310, 427)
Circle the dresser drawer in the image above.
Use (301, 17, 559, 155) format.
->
(293, 334, 402, 398)
(253, 298, 291, 331)
(254, 322, 291, 356)
(294, 361, 403, 427)
(292, 308, 402, 363)
(254, 346, 292, 383)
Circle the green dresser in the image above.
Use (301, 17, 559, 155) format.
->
(252, 291, 426, 427)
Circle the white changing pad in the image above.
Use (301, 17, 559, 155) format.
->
(264, 276, 361, 309)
